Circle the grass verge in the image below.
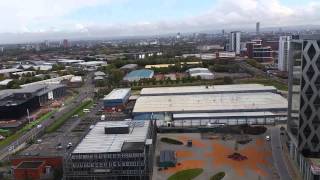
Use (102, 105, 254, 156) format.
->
(160, 137, 183, 145)
(45, 100, 92, 133)
(168, 168, 203, 180)
(0, 110, 56, 149)
(210, 172, 226, 180)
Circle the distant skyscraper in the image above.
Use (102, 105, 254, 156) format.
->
(63, 39, 69, 49)
(222, 29, 225, 35)
(278, 36, 291, 71)
(229, 31, 241, 55)
(176, 32, 181, 40)
(287, 34, 320, 180)
(256, 22, 260, 35)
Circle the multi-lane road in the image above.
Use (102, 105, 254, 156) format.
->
(0, 73, 95, 160)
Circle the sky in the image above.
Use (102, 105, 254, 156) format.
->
(0, 0, 320, 43)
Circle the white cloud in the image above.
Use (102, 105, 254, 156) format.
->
(0, 0, 320, 43)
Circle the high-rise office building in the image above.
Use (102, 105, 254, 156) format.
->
(256, 22, 260, 35)
(278, 36, 291, 71)
(287, 35, 320, 180)
(229, 31, 241, 55)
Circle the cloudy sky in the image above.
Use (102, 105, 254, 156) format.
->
(0, 0, 320, 43)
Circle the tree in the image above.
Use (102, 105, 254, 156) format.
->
(7, 80, 20, 89)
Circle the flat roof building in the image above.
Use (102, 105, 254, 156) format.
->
(64, 120, 156, 180)
(103, 88, 131, 112)
(140, 84, 277, 96)
(134, 84, 287, 126)
(187, 68, 214, 80)
(133, 92, 287, 114)
(0, 84, 66, 120)
(123, 69, 154, 82)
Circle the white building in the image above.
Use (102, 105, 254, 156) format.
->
(229, 31, 241, 55)
(278, 36, 291, 71)
(187, 68, 214, 80)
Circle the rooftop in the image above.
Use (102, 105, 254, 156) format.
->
(0, 79, 13, 86)
(104, 88, 131, 100)
(0, 68, 23, 74)
(123, 69, 154, 81)
(133, 92, 288, 114)
(120, 64, 138, 70)
(172, 111, 280, 119)
(16, 161, 44, 169)
(140, 84, 277, 96)
(72, 121, 150, 154)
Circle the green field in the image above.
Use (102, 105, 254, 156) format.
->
(168, 168, 203, 180)
(45, 100, 93, 133)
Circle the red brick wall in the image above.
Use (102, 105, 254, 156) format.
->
(14, 162, 45, 180)
(12, 156, 62, 168)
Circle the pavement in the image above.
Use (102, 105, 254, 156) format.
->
(271, 127, 292, 180)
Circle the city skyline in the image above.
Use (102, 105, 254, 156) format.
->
(0, 0, 319, 43)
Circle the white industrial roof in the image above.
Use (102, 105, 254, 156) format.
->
(0, 79, 13, 86)
(72, 121, 149, 154)
(140, 84, 277, 96)
(0, 68, 23, 74)
(104, 88, 131, 100)
(70, 76, 83, 82)
(173, 112, 277, 119)
(133, 92, 288, 113)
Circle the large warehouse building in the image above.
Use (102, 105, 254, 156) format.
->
(133, 84, 288, 126)
(103, 88, 131, 112)
(64, 120, 156, 180)
(0, 84, 66, 120)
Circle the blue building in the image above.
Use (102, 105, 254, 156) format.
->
(123, 69, 154, 82)
(103, 88, 131, 112)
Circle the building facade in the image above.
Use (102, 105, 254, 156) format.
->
(278, 36, 291, 71)
(229, 31, 241, 55)
(64, 121, 156, 180)
(287, 35, 320, 180)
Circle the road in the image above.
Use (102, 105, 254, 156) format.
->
(271, 127, 292, 180)
(0, 73, 95, 160)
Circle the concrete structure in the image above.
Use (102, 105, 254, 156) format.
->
(140, 84, 277, 96)
(64, 120, 156, 180)
(133, 84, 287, 125)
(94, 71, 106, 77)
(278, 36, 291, 71)
(256, 22, 260, 35)
(0, 79, 13, 86)
(120, 64, 138, 71)
(20, 75, 74, 87)
(123, 69, 154, 82)
(187, 68, 214, 80)
(0, 84, 66, 120)
(0, 68, 23, 77)
(103, 88, 131, 112)
(246, 39, 274, 62)
(229, 31, 241, 55)
(287, 35, 320, 180)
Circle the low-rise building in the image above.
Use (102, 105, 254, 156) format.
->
(64, 120, 156, 180)
(103, 88, 131, 112)
(0, 84, 66, 120)
(187, 68, 214, 80)
(123, 69, 154, 82)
